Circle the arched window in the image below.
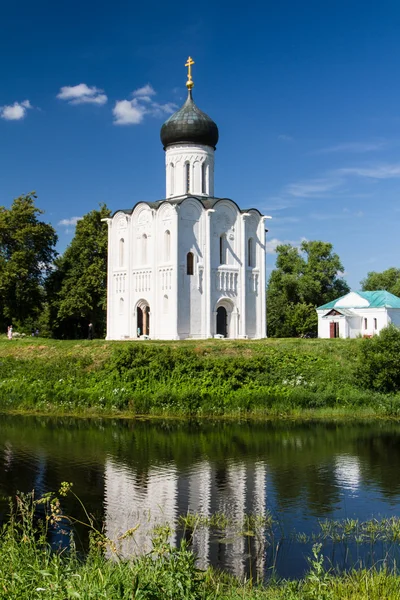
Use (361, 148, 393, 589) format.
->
(119, 238, 124, 267)
(187, 251, 194, 275)
(185, 162, 190, 193)
(219, 235, 227, 265)
(119, 297, 124, 315)
(164, 230, 171, 262)
(248, 237, 254, 267)
(201, 162, 207, 194)
(170, 163, 174, 196)
(163, 295, 168, 313)
(142, 234, 147, 264)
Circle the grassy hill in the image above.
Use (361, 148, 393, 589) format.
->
(0, 336, 398, 418)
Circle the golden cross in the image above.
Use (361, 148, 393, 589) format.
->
(185, 56, 195, 90)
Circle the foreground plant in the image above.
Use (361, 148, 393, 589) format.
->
(1, 487, 400, 599)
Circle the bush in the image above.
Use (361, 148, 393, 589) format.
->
(356, 325, 400, 393)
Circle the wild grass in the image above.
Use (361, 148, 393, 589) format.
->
(0, 336, 399, 418)
(2, 488, 400, 599)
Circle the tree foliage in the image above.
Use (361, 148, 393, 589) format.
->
(267, 240, 350, 337)
(47, 204, 110, 339)
(361, 268, 400, 297)
(0, 193, 57, 330)
(356, 325, 400, 393)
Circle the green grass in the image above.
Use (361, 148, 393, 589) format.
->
(0, 336, 399, 418)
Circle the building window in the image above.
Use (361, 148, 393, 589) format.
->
(202, 162, 207, 194)
(164, 230, 171, 262)
(119, 297, 124, 315)
(187, 251, 194, 275)
(170, 163, 174, 196)
(185, 162, 190, 193)
(219, 235, 227, 265)
(142, 234, 147, 264)
(248, 237, 254, 267)
(119, 238, 124, 267)
(364, 318, 368, 330)
(374, 318, 377, 330)
(163, 295, 168, 313)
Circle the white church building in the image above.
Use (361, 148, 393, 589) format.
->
(317, 290, 400, 338)
(104, 58, 269, 340)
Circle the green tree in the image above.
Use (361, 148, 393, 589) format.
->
(0, 193, 57, 331)
(47, 204, 110, 339)
(356, 325, 400, 393)
(267, 240, 349, 337)
(361, 267, 400, 297)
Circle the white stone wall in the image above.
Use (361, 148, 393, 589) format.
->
(388, 308, 400, 328)
(105, 196, 267, 340)
(165, 144, 215, 198)
(317, 307, 393, 339)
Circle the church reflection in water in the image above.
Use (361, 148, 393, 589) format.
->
(3, 418, 400, 579)
(104, 459, 267, 578)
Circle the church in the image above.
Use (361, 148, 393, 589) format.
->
(104, 58, 269, 340)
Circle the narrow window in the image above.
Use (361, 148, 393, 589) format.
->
(163, 295, 168, 313)
(187, 251, 194, 275)
(374, 318, 377, 330)
(164, 230, 171, 262)
(219, 235, 227, 265)
(248, 237, 254, 267)
(364, 318, 368, 330)
(185, 162, 190, 193)
(142, 234, 147, 264)
(119, 297, 124, 315)
(170, 163, 174, 196)
(202, 162, 207, 194)
(119, 238, 124, 267)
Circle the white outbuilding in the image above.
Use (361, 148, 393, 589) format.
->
(316, 290, 400, 339)
(103, 58, 269, 340)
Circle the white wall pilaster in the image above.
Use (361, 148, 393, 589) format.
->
(240, 213, 250, 337)
(205, 209, 215, 337)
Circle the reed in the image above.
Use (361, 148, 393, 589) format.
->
(1, 488, 400, 599)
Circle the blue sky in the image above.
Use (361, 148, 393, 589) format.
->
(1, 0, 399, 289)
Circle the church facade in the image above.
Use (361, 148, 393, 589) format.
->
(104, 59, 269, 340)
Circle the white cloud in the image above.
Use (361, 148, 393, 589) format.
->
(113, 98, 146, 125)
(265, 237, 305, 254)
(278, 134, 294, 142)
(339, 164, 400, 179)
(309, 209, 363, 221)
(57, 83, 107, 106)
(285, 177, 342, 198)
(113, 85, 177, 126)
(58, 216, 82, 227)
(313, 141, 387, 154)
(132, 84, 156, 98)
(0, 99, 33, 121)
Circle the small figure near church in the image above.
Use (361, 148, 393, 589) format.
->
(7, 325, 12, 340)
(88, 322, 94, 340)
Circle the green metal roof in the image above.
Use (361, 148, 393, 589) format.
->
(317, 290, 400, 310)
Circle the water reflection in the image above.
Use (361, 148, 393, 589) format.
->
(104, 459, 267, 577)
(1, 416, 400, 578)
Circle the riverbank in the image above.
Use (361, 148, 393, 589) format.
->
(0, 336, 399, 418)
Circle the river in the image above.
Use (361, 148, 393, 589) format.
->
(1, 415, 400, 579)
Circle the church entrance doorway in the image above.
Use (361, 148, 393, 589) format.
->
(216, 306, 228, 337)
(136, 301, 150, 337)
(329, 321, 339, 338)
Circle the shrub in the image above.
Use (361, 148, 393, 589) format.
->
(355, 325, 400, 393)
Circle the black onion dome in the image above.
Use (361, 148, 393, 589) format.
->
(160, 90, 219, 150)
